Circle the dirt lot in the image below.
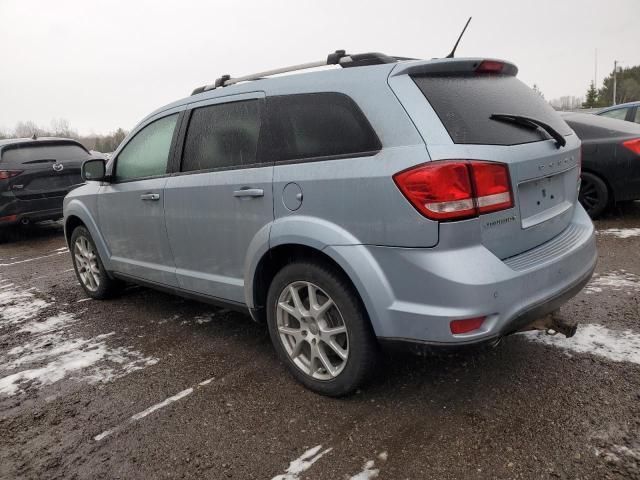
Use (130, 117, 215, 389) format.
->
(1, 205, 640, 480)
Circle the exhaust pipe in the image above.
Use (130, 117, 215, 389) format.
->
(20, 218, 30, 226)
(520, 311, 577, 338)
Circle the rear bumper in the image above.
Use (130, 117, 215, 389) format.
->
(0, 195, 64, 226)
(330, 205, 597, 346)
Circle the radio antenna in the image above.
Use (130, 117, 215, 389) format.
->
(445, 17, 472, 58)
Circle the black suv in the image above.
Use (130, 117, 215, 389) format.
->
(0, 137, 90, 227)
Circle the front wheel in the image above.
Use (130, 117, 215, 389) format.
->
(70, 226, 121, 299)
(266, 262, 378, 397)
(579, 172, 609, 219)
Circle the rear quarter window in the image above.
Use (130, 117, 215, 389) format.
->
(266, 93, 381, 162)
(412, 75, 572, 146)
(1, 143, 88, 164)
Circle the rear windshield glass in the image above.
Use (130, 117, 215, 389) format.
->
(411, 75, 572, 146)
(1, 143, 88, 164)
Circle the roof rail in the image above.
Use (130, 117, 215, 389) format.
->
(191, 50, 400, 95)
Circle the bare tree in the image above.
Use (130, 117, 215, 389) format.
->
(50, 118, 77, 138)
(14, 121, 42, 138)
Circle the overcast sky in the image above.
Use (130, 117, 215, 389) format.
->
(1, 0, 638, 135)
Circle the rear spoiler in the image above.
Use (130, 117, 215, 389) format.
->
(389, 58, 518, 78)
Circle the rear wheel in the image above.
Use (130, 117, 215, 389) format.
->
(579, 172, 609, 219)
(70, 226, 121, 299)
(266, 262, 378, 396)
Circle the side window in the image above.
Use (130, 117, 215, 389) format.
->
(181, 100, 261, 172)
(115, 114, 178, 181)
(599, 108, 629, 121)
(634, 108, 640, 124)
(267, 93, 381, 162)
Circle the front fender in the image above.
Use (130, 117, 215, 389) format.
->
(64, 199, 112, 271)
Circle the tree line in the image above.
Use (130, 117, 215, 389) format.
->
(0, 119, 128, 153)
(583, 64, 640, 108)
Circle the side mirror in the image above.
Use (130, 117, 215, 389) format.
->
(82, 159, 107, 182)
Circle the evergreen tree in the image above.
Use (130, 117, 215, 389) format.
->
(583, 81, 599, 108)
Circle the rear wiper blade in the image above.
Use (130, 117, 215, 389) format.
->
(490, 113, 567, 149)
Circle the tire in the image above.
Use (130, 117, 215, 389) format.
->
(70, 226, 122, 299)
(579, 172, 609, 219)
(266, 261, 378, 397)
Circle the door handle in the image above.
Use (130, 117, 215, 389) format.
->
(233, 188, 264, 198)
(140, 193, 160, 201)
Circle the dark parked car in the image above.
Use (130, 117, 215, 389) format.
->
(0, 137, 91, 227)
(563, 112, 640, 218)
(596, 101, 640, 124)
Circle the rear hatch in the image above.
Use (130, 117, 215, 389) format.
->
(0, 141, 87, 200)
(389, 58, 580, 259)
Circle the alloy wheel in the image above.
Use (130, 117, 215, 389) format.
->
(74, 236, 101, 292)
(579, 177, 600, 213)
(276, 281, 349, 380)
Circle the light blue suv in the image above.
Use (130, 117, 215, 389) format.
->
(64, 51, 597, 396)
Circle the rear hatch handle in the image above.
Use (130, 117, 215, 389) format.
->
(490, 113, 567, 149)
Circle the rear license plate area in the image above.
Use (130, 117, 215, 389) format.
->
(518, 167, 576, 228)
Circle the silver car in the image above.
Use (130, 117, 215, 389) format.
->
(64, 51, 597, 396)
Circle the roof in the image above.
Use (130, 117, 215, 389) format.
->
(138, 56, 516, 129)
(562, 111, 640, 135)
(597, 101, 640, 113)
(0, 137, 88, 151)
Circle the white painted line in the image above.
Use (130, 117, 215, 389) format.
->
(0, 251, 68, 267)
(76, 298, 92, 303)
(30, 268, 76, 282)
(271, 445, 333, 480)
(94, 376, 216, 442)
(523, 324, 640, 365)
(94, 429, 114, 441)
(131, 388, 193, 421)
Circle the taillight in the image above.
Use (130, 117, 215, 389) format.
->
(623, 138, 640, 155)
(393, 160, 513, 221)
(578, 146, 582, 176)
(0, 170, 22, 180)
(450, 317, 485, 334)
(0, 214, 18, 223)
(476, 60, 505, 74)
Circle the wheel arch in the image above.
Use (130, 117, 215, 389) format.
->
(63, 200, 112, 270)
(249, 244, 392, 340)
(581, 168, 615, 203)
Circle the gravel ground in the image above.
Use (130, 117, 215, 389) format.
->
(1, 204, 640, 480)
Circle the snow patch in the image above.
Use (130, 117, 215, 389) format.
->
(597, 228, 640, 239)
(271, 445, 333, 480)
(584, 270, 640, 294)
(0, 282, 50, 326)
(349, 460, 380, 480)
(524, 324, 640, 365)
(0, 278, 158, 397)
(18, 312, 75, 334)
